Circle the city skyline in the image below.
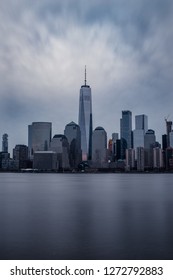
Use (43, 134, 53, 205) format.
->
(0, 97, 172, 156)
(1, 109, 172, 156)
(0, 0, 173, 153)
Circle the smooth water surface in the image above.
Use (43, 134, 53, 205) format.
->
(0, 173, 173, 259)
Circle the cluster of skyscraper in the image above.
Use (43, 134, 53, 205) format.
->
(0, 69, 173, 172)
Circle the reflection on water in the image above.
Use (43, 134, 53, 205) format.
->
(0, 173, 173, 259)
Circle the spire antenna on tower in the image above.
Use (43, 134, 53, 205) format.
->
(85, 65, 87, 86)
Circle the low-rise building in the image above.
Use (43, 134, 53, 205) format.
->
(33, 151, 57, 170)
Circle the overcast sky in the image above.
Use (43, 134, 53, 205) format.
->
(0, 0, 173, 154)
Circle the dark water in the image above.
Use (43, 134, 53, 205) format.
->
(0, 173, 173, 260)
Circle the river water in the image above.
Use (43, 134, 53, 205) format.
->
(0, 173, 173, 259)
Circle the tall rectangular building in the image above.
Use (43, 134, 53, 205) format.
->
(64, 121, 82, 168)
(78, 67, 92, 161)
(169, 131, 173, 148)
(144, 129, 156, 169)
(153, 147, 163, 169)
(111, 133, 119, 161)
(166, 120, 172, 147)
(50, 134, 70, 169)
(126, 148, 135, 170)
(13, 144, 28, 169)
(133, 114, 148, 160)
(120, 110, 132, 159)
(2, 134, 8, 153)
(92, 127, 107, 167)
(133, 129, 144, 159)
(136, 147, 145, 171)
(135, 114, 148, 132)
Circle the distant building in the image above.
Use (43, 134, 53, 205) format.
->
(50, 134, 70, 170)
(108, 139, 113, 161)
(78, 67, 92, 161)
(112, 133, 119, 161)
(13, 145, 28, 169)
(133, 129, 144, 159)
(2, 133, 8, 153)
(165, 147, 173, 170)
(0, 152, 17, 170)
(144, 129, 156, 169)
(166, 120, 172, 147)
(28, 122, 52, 159)
(64, 121, 82, 168)
(92, 127, 107, 168)
(33, 151, 57, 170)
(162, 134, 167, 168)
(126, 148, 135, 170)
(153, 147, 163, 169)
(162, 134, 167, 150)
(120, 110, 132, 159)
(132, 114, 148, 161)
(136, 147, 145, 171)
(135, 114, 148, 132)
(115, 139, 121, 161)
(0, 152, 10, 169)
(116, 159, 126, 171)
(169, 131, 173, 148)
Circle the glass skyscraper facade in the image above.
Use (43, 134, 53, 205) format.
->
(133, 114, 148, 159)
(120, 110, 132, 159)
(28, 122, 52, 159)
(166, 120, 172, 147)
(133, 129, 144, 147)
(64, 121, 82, 168)
(78, 68, 92, 161)
(135, 114, 148, 132)
(2, 133, 8, 153)
(144, 129, 156, 169)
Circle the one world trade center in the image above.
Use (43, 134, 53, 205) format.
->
(78, 67, 93, 161)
